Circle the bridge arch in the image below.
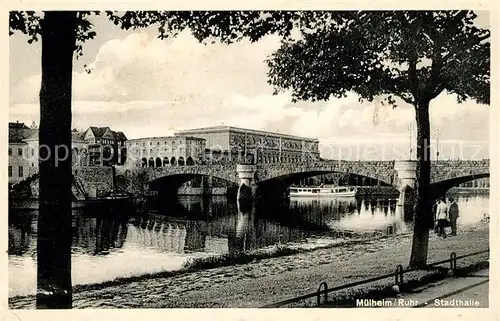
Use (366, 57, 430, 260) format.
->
(253, 163, 396, 198)
(155, 157, 162, 167)
(163, 157, 169, 167)
(258, 169, 395, 188)
(148, 157, 154, 167)
(170, 157, 176, 166)
(431, 173, 490, 196)
(178, 157, 185, 166)
(148, 172, 238, 197)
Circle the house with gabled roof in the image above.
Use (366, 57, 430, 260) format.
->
(82, 126, 128, 166)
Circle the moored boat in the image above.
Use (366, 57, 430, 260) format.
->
(289, 186, 358, 197)
(84, 191, 134, 213)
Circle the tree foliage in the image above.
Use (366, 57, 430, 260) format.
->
(9, 10, 490, 103)
(10, 11, 355, 53)
(266, 11, 490, 107)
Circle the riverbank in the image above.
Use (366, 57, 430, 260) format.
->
(9, 221, 488, 309)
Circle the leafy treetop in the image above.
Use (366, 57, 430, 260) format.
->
(10, 11, 489, 107)
(266, 11, 490, 108)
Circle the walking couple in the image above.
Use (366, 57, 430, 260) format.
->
(433, 197, 460, 239)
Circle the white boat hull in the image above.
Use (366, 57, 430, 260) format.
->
(289, 192, 357, 197)
(288, 187, 358, 197)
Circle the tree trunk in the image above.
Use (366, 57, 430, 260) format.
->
(37, 11, 77, 309)
(409, 100, 432, 268)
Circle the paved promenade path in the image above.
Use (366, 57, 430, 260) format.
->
(402, 268, 489, 308)
(9, 223, 489, 309)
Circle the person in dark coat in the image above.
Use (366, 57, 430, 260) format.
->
(448, 197, 459, 236)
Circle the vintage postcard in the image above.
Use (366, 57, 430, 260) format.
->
(2, 2, 499, 321)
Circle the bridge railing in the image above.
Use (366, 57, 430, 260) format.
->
(260, 249, 489, 308)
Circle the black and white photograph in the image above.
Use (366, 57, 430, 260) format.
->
(4, 7, 497, 316)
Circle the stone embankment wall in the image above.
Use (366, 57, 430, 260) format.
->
(21, 166, 114, 199)
(73, 166, 114, 198)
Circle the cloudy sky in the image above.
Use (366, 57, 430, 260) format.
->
(9, 12, 490, 160)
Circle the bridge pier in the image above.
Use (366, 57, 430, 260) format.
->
(236, 164, 257, 201)
(394, 160, 417, 207)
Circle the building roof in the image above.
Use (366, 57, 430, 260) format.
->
(9, 122, 29, 130)
(71, 131, 87, 142)
(86, 127, 127, 141)
(8, 122, 38, 143)
(175, 125, 319, 142)
(88, 126, 111, 138)
(114, 131, 127, 141)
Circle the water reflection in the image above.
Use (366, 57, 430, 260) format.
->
(72, 216, 129, 255)
(9, 193, 488, 297)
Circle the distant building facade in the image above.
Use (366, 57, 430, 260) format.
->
(8, 122, 38, 185)
(81, 127, 127, 166)
(174, 126, 320, 164)
(9, 122, 129, 187)
(125, 136, 206, 167)
(23, 130, 90, 168)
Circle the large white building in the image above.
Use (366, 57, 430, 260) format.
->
(125, 135, 206, 167)
(175, 125, 320, 164)
(125, 126, 321, 168)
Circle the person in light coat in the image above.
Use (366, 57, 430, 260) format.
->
(435, 197, 449, 238)
(448, 197, 459, 236)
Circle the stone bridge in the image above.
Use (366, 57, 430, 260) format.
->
(118, 159, 489, 201)
(12, 166, 115, 199)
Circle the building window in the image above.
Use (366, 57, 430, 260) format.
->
(18, 166, 23, 178)
(149, 141, 152, 146)
(164, 141, 167, 145)
(18, 148, 23, 156)
(172, 141, 175, 145)
(8, 166, 12, 177)
(157, 142, 160, 145)
(142, 142, 145, 146)
(8, 148, 12, 156)
(31, 148, 34, 156)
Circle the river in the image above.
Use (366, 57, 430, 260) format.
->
(8, 193, 489, 297)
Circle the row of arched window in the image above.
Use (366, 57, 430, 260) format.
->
(140, 156, 195, 167)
